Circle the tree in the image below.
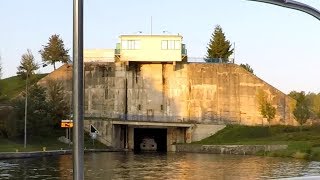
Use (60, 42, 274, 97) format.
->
(289, 91, 311, 127)
(46, 79, 70, 128)
(306, 93, 320, 119)
(0, 55, 2, 79)
(14, 85, 54, 137)
(17, 49, 39, 79)
(240, 63, 254, 74)
(0, 55, 2, 97)
(39, 34, 70, 70)
(206, 25, 234, 63)
(257, 90, 276, 126)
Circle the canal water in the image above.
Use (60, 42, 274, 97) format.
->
(1, 152, 320, 179)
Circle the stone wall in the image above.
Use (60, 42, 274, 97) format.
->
(175, 144, 288, 155)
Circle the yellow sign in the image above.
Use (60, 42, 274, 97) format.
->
(61, 120, 73, 128)
(61, 122, 73, 128)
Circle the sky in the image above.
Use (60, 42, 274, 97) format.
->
(0, 0, 319, 94)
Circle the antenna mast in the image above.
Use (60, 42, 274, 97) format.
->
(151, 16, 153, 35)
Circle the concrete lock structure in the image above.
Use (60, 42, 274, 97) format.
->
(38, 34, 297, 152)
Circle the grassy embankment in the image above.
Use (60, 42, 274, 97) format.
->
(195, 125, 320, 161)
(0, 74, 48, 103)
(0, 131, 108, 152)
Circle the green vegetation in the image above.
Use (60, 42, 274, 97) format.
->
(0, 131, 108, 152)
(46, 79, 71, 128)
(206, 25, 234, 63)
(0, 55, 3, 79)
(0, 74, 47, 102)
(257, 90, 276, 126)
(17, 49, 39, 78)
(289, 91, 320, 121)
(39, 34, 70, 70)
(195, 125, 320, 161)
(240, 63, 254, 74)
(289, 91, 311, 128)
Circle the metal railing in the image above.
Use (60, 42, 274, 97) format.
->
(188, 57, 235, 63)
(84, 112, 239, 125)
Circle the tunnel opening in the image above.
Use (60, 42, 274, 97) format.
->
(134, 128, 167, 152)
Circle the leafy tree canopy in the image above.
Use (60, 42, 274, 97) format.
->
(14, 85, 54, 137)
(206, 25, 234, 63)
(257, 90, 276, 125)
(39, 34, 70, 70)
(0, 55, 2, 79)
(240, 63, 254, 74)
(306, 93, 320, 119)
(17, 49, 39, 79)
(289, 91, 311, 126)
(46, 79, 70, 127)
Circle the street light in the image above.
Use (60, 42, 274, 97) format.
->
(247, 0, 320, 20)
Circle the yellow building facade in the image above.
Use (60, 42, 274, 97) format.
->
(115, 34, 187, 62)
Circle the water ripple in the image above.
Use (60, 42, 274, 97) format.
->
(1, 153, 320, 179)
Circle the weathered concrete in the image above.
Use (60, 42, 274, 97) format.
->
(38, 63, 296, 126)
(83, 119, 191, 151)
(190, 124, 226, 142)
(37, 62, 297, 150)
(175, 144, 288, 155)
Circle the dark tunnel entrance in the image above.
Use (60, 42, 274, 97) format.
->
(134, 128, 167, 152)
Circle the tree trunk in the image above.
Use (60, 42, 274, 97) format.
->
(53, 63, 56, 70)
(300, 124, 302, 132)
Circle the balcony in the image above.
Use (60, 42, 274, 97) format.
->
(115, 49, 120, 55)
(115, 43, 121, 55)
(181, 44, 187, 56)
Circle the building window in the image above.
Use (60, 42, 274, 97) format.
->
(161, 40, 180, 50)
(161, 40, 168, 49)
(175, 40, 180, 50)
(122, 40, 140, 50)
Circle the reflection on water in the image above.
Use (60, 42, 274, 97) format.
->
(1, 152, 320, 179)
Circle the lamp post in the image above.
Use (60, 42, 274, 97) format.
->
(24, 73, 28, 149)
(247, 0, 320, 20)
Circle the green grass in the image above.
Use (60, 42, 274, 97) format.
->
(0, 131, 108, 152)
(0, 74, 48, 103)
(195, 125, 320, 161)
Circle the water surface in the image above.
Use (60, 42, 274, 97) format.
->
(1, 152, 320, 179)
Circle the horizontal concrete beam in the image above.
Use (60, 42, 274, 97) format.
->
(111, 120, 194, 127)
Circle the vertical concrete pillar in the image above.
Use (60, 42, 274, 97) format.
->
(128, 127, 134, 150)
(186, 127, 192, 144)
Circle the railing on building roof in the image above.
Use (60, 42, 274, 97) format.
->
(188, 57, 235, 63)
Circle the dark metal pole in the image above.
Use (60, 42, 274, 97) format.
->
(247, 0, 320, 21)
(24, 73, 28, 148)
(73, 0, 84, 179)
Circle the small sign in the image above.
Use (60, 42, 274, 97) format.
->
(90, 124, 99, 134)
(61, 120, 73, 128)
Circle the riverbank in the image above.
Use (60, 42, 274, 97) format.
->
(0, 148, 123, 160)
(190, 125, 320, 161)
(0, 132, 108, 153)
(176, 144, 288, 155)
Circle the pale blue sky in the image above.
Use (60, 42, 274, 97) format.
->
(0, 0, 319, 94)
